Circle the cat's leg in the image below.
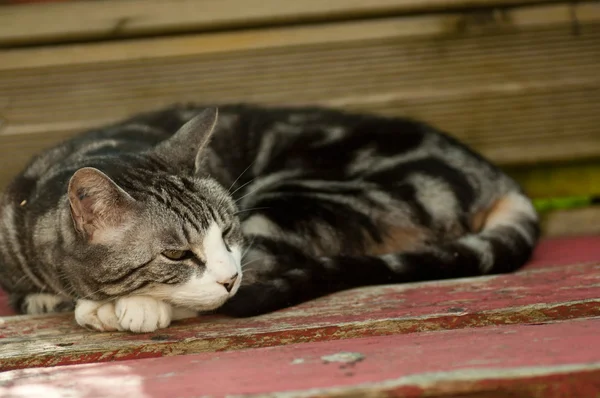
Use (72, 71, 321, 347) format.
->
(15, 293, 75, 315)
(75, 296, 173, 333)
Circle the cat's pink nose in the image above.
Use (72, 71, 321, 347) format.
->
(219, 273, 238, 293)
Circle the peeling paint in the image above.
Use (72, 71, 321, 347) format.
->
(269, 363, 600, 398)
(3, 319, 600, 398)
(321, 352, 365, 365)
(1, 263, 600, 371)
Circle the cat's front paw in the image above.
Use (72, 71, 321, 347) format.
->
(75, 299, 121, 332)
(21, 293, 74, 315)
(115, 296, 172, 333)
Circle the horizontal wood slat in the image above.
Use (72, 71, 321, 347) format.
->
(2, 318, 599, 397)
(542, 206, 600, 237)
(1, 3, 599, 193)
(0, 0, 580, 47)
(1, 261, 599, 371)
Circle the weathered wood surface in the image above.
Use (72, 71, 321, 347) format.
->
(0, 0, 581, 47)
(1, 259, 599, 371)
(1, 318, 599, 397)
(1, 3, 599, 190)
(542, 206, 600, 237)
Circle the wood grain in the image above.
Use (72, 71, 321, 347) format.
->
(542, 207, 600, 237)
(1, 3, 599, 191)
(0, 0, 579, 46)
(1, 318, 600, 397)
(1, 261, 599, 371)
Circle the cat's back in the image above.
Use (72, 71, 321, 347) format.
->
(211, 104, 501, 182)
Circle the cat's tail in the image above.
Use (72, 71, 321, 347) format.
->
(220, 191, 539, 317)
(330, 190, 540, 284)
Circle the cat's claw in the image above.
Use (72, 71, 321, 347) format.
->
(114, 295, 172, 333)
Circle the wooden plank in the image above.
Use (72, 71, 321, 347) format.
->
(1, 318, 599, 397)
(6, 3, 600, 70)
(542, 206, 600, 237)
(0, 0, 576, 47)
(1, 3, 599, 190)
(525, 236, 600, 268)
(1, 261, 599, 371)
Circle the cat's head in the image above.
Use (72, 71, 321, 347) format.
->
(65, 108, 243, 311)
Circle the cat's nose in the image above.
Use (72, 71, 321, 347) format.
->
(219, 273, 238, 293)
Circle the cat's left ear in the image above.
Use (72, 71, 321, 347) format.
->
(67, 167, 136, 243)
(153, 107, 218, 173)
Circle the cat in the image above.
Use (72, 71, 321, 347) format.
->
(0, 104, 539, 333)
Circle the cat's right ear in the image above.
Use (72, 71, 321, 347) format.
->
(152, 107, 218, 173)
(67, 167, 135, 243)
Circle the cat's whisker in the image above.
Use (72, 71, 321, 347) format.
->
(78, 287, 107, 300)
(229, 176, 258, 198)
(241, 236, 258, 259)
(226, 160, 256, 194)
(233, 184, 264, 205)
(241, 256, 267, 270)
(234, 207, 269, 215)
(218, 161, 257, 209)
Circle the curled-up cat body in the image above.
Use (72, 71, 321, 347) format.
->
(0, 104, 539, 332)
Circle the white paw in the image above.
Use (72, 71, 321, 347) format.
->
(75, 299, 121, 332)
(24, 293, 74, 314)
(115, 296, 172, 333)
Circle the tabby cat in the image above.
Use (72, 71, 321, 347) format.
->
(0, 104, 539, 332)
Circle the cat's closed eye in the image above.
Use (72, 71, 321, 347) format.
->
(222, 225, 233, 252)
(162, 249, 194, 261)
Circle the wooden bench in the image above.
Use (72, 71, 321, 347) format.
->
(1, 236, 600, 396)
(1, 0, 599, 396)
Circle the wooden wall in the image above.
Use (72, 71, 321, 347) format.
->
(1, 0, 599, 235)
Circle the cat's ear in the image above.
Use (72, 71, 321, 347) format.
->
(67, 167, 135, 243)
(153, 107, 218, 173)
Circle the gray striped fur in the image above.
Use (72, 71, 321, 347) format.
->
(0, 104, 539, 331)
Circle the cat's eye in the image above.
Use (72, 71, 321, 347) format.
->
(222, 225, 233, 252)
(162, 250, 194, 261)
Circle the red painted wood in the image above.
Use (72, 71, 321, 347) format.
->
(1, 318, 599, 397)
(527, 235, 600, 268)
(0, 235, 599, 317)
(1, 262, 599, 371)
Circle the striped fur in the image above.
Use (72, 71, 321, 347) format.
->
(0, 104, 539, 329)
